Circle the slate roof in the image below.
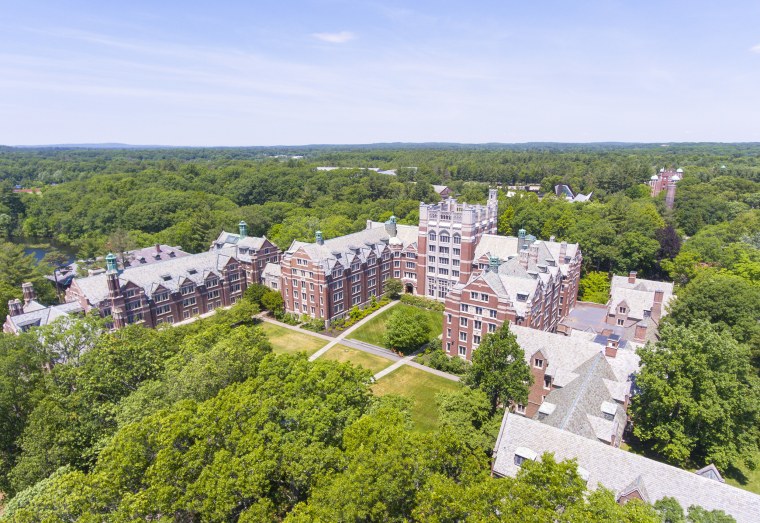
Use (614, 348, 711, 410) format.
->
(493, 414, 760, 523)
(262, 262, 281, 278)
(511, 326, 639, 443)
(286, 221, 418, 272)
(211, 231, 271, 262)
(122, 244, 190, 267)
(74, 249, 238, 304)
(7, 300, 84, 330)
(473, 234, 580, 277)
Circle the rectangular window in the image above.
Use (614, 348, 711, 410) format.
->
(453, 248, 460, 256)
(406, 261, 415, 269)
(460, 317, 468, 327)
(155, 304, 172, 315)
(447, 314, 452, 324)
(534, 358, 544, 368)
(619, 306, 627, 314)
(461, 304, 469, 312)
(488, 323, 496, 333)
(489, 309, 497, 318)
(474, 320, 482, 330)
(182, 297, 196, 307)
(459, 331, 467, 341)
(473, 335, 481, 345)
(394, 270, 401, 278)
(352, 284, 361, 295)
(617, 318, 625, 326)
(439, 247, 449, 254)
(428, 245, 436, 252)
(471, 292, 479, 300)
(154, 292, 169, 302)
(475, 306, 483, 315)
(181, 285, 195, 296)
(458, 345, 467, 356)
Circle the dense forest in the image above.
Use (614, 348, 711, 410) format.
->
(1, 143, 760, 521)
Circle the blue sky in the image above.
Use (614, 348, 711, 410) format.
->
(1, 1, 759, 145)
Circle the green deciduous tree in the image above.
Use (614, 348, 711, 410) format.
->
(383, 308, 431, 353)
(631, 322, 760, 471)
(578, 271, 610, 304)
(463, 323, 532, 415)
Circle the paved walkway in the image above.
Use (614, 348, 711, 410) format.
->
(256, 301, 460, 383)
(308, 299, 399, 361)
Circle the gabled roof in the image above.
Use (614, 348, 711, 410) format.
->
(511, 326, 638, 443)
(74, 249, 237, 304)
(286, 221, 419, 272)
(7, 301, 83, 330)
(493, 414, 760, 523)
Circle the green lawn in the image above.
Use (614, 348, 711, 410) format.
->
(258, 322, 327, 356)
(320, 345, 393, 374)
(347, 304, 443, 349)
(725, 453, 760, 495)
(372, 365, 460, 432)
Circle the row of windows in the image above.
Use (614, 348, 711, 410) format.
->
(427, 232, 462, 244)
(459, 304, 498, 317)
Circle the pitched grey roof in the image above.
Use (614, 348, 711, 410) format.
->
(122, 244, 190, 267)
(493, 414, 760, 523)
(74, 249, 238, 304)
(511, 326, 639, 443)
(7, 300, 83, 330)
(286, 222, 419, 272)
(262, 262, 281, 278)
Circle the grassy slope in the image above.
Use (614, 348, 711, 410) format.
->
(347, 304, 443, 349)
(320, 344, 393, 375)
(259, 322, 327, 356)
(372, 365, 460, 432)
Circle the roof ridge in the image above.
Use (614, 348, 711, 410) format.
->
(559, 351, 604, 431)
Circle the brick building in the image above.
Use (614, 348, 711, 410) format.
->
(649, 168, 681, 209)
(510, 325, 639, 446)
(416, 189, 499, 300)
(66, 248, 251, 328)
(279, 217, 419, 321)
(605, 271, 673, 342)
(4, 282, 83, 334)
(442, 231, 582, 360)
(210, 221, 282, 283)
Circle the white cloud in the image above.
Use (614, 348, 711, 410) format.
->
(751, 44, 760, 54)
(311, 31, 355, 44)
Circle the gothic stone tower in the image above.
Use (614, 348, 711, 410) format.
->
(415, 189, 498, 300)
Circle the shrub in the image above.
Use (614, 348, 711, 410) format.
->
(400, 294, 445, 312)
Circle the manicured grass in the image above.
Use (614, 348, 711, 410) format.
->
(258, 321, 327, 356)
(725, 453, 760, 495)
(320, 344, 393, 374)
(372, 365, 460, 432)
(348, 304, 443, 349)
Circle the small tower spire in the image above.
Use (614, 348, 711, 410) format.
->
(238, 220, 248, 239)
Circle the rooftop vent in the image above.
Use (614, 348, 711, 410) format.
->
(161, 274, 171, 282)
(188, 269, 198, 275)
(538, 402, 556, 416)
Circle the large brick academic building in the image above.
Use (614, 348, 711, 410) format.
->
(275, 190, 583, 360)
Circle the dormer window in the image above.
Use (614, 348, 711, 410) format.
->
(517, 293, 528, 302)
(154, 292, 169, 302)
(181, 285, 195, 295)
(619, 306, 627, 314)
(188, 269, 198, 275)
(161, 274, 171, 282)
(206, 278, 219, 288)
(534, 358, 544, 369)
(514, 446, 537, 466)
(601, 401, 617, 421)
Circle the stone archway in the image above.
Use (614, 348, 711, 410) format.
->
(405, 283, 414, 294)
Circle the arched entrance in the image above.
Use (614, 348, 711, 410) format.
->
(405, 283, 414, 294)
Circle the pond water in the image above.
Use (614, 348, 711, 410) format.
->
(10, 239, 77, 265)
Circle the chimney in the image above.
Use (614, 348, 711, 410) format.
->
(628, 271, 637, 284)
(549, 235, 555, 242)
(155, 243, 162, 253)
(489, 256, 501, 272)
(634, 324, 648, 341)
(605, 337, 619, 358)
(519, 250, 529, 270)
(239, 220, 248, 239)
(385, 215, 397, 237)
(8, 299, 23, 316)
(315, 231, 324, 245)
(22, 282, 36, 305)
(652, 290, 664, 321)
(529, 243, 539, 265)
(559, 241, 567, 259)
